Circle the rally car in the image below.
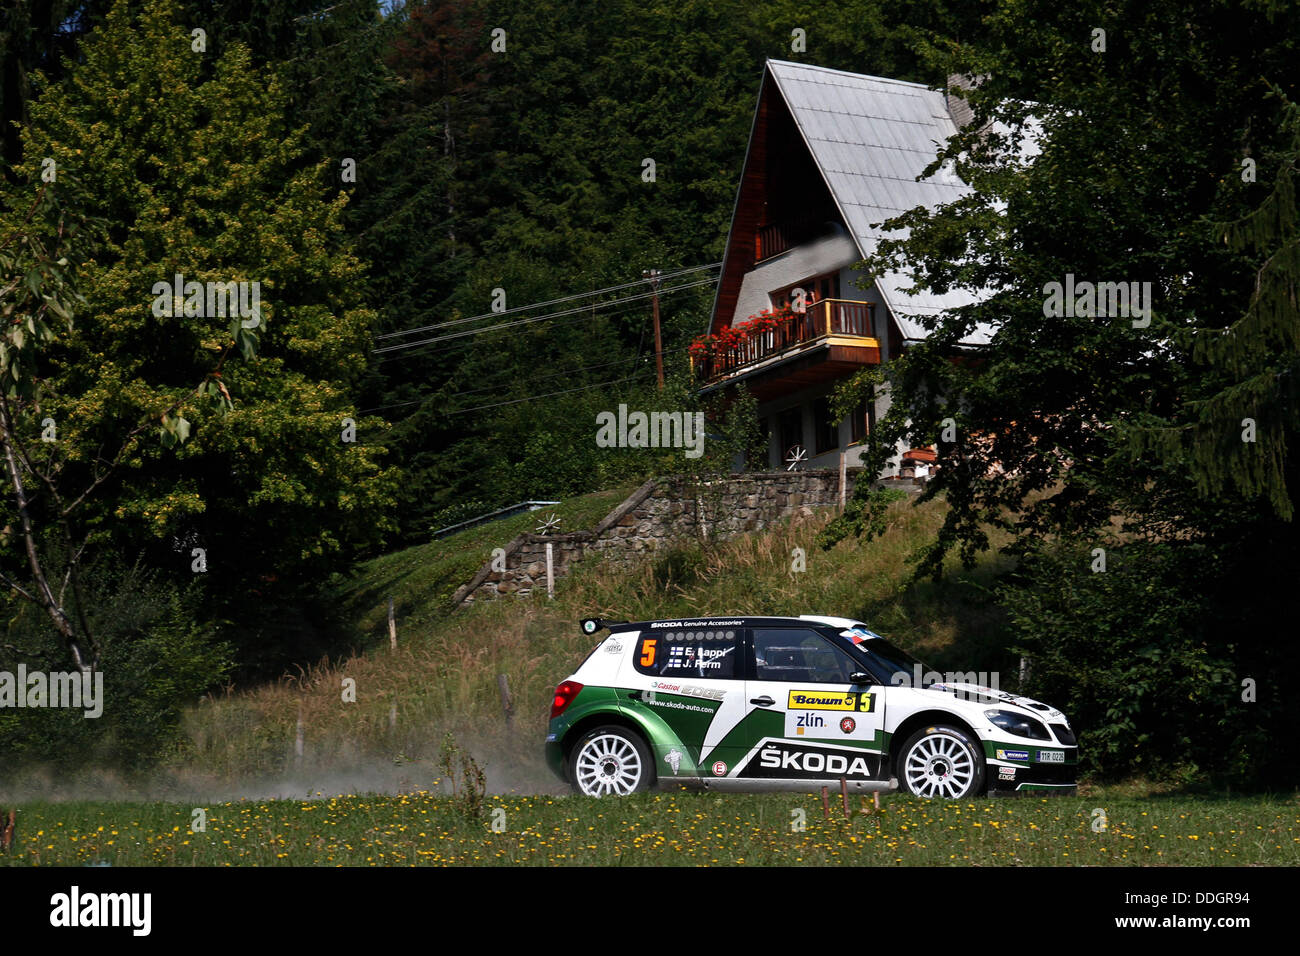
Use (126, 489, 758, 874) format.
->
(545, 615, 1078, 798)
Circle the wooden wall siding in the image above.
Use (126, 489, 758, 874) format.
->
(711, 76, 770, 337)
(728, 343, 881, 404)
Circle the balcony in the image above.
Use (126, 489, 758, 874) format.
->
(693, 299, 880, 396)
(754, 216, 833, 262)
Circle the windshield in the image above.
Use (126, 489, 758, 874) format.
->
(837, 629, 930, 686)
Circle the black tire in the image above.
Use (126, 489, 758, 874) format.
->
(568, 725, 655, 796)
(896, 724, 986, 799)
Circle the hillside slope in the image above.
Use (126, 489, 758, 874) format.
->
(170, 491, 1014, 795)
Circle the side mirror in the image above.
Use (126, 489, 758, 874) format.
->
(849, 672, 872, 685)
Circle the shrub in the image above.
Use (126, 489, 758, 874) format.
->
(999, 540, 1235, 782)
(0, 558, 232, 775)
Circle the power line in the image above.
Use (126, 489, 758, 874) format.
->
(359, 344, 693, 415)
(372, 277, 717, 355)
(375, 291, 680, 365)
(444, 370, 657, 416)
(373, 262, 720, 341)
(360, 262, 718, 418)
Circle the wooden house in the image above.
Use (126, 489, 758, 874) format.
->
(697, 60, 996, 475)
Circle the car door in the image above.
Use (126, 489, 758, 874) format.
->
(736, 626, 888, 783)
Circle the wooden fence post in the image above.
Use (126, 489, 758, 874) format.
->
(1, 809, 15, 851)
(498, 674, 514, 728)
(388, 597, 397, 650)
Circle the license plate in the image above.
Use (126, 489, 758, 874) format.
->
(1038, 750, 1065, 763)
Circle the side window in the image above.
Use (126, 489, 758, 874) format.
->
(634, 629, 738, 679)
(753, 628, 855, 683)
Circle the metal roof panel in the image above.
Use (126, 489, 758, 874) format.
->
(764, 60, 1013, 346)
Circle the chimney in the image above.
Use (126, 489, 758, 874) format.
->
(945, 74, 982, 129)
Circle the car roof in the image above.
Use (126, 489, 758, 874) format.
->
(607, 615, 873, 633)
(798, 614, 871, 631)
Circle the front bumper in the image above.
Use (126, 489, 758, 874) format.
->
(987, 759, 1078, 795)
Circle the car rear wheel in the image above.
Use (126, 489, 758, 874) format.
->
(569, 726, 654, 796)
(898, 725, 985, 799)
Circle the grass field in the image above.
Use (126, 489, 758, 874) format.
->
(4, 790, 1297, 866)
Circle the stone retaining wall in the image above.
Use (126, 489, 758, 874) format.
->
(452, 470, 924, 605)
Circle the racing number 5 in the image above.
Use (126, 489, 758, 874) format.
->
(640, 639, 657, 667)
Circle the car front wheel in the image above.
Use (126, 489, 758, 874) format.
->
(569, 726, 654, 796)
(897, 725, 985, 799)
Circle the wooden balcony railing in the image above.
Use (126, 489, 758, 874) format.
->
(755, 222, 792, 262)
(694, 299, 876, 382)
(755, 216, 831, 262)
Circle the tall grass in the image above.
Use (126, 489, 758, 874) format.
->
(162, 491, 1014, 793)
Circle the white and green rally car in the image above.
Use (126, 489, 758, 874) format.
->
(545, 615, 1078, 798)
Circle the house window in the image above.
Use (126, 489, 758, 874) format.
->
(771, 272, 839, 312)
(814, 396, 839, 454)
(849, 397, 873, 444)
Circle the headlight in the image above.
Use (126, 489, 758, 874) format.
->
(985, 709, 1051, 740)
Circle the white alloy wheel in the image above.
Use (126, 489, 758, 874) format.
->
(900, 726, 983, 799)
(571, 728, 649, 796)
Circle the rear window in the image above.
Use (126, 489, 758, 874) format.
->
(634, 629, 737, 679)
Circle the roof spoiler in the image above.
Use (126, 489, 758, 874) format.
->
(580, 618, 627, 636)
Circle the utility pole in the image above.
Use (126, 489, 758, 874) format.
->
(644, 268, 664, 389)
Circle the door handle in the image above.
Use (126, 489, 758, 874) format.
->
(750, 696, 775, 707)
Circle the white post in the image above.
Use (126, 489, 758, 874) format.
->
(839, 448, 847, 508)
(546, 542, 555, 600)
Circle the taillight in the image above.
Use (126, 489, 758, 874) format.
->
(550, 680, 583, 719)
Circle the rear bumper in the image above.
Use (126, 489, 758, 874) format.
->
(544, 738, 566, 781)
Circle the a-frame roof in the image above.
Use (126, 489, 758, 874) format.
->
(710, 60, 994, 344)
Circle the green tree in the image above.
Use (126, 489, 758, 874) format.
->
(3, 0, 399, 664)
(823, 0, 1300, 568)
(1129, 88, 1300, 519)
(817, 0, 1300, 782)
